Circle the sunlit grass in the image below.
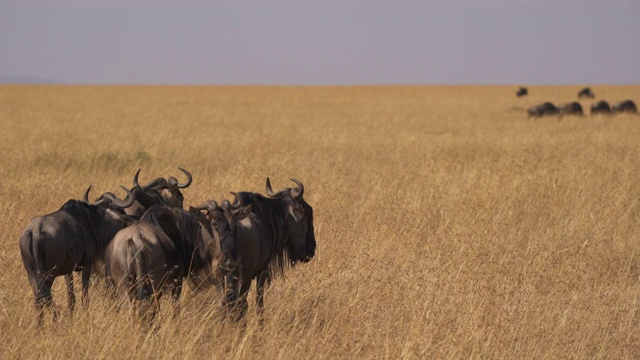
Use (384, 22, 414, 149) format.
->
(1, 85, 640, 358)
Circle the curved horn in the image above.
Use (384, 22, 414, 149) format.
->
(133, 168, 167, 190)
(176, 167, 193, 189)
(265, 177, 289, 198)
(221, 198, 242, 211)
(96, 186, 135, 209)
(83, 186, 92, 203)
(132, 168, 142, 188)
(289, 177, 304, 199)
(230, 192, 241, 207)
(193, 200, 219, 213)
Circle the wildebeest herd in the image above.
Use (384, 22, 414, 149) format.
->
(516, 86, 638, 118)
(18, 168, 316, 325)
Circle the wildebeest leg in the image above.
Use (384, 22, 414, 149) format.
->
(170, 277, 183, 318)
(223, 272, 243, 321)
(28, 275, 45, 326)
(255, 271, 270, 321)
(234, 275, 252, 322)
(81, 265, 91, 308)
(223, 272, 238, 307)
(35, 276, 58, 324)
(65, 274, 76, 314)
(138, 276, 157, 323)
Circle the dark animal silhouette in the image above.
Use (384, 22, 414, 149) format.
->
(516, 87, 528, 97)
(590, 101, 611, 115)
(558, 102, 584, 116)
(527, 102, 559, 118)
(612, 100, 637, 114)
(105, 204, 243, 320)
(18, 187, 133, 325)
(222, 177, 316, 321)
(578, 87, 595, 99)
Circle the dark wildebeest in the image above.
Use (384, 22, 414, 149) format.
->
(590, 100, 611, 115)
(516, 87, 528, 97)
(18, 187, 134, 325)
(123, 167, 193, 217)
(558, 102, 584, 116)
(612, 100, 638, 114)
(527, 102, 559, 118)
(221, 177, 316, 321)
(578, 87, 595, 99)
(105, 203, 244, 320)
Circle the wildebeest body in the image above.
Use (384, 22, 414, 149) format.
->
(591, 101, 611, 115)
(19, 200, 131, 324)
(105, 205, 226, 319)
(558, 102, 584, 116)
(527, 102, 559, 118)
(224, 178, 316, 320)
(578, 87, 595, 99)
(516, 87, 528, 97)
(612, 100, 637, 114)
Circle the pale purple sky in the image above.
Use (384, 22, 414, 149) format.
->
(1, 1, 638, 84)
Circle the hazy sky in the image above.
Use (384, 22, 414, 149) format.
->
(1, 1, 638, 85)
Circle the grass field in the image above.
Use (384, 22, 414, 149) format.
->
(1, 85, 640, 359)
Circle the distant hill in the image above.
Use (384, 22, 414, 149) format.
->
(0, 75, 63, 84)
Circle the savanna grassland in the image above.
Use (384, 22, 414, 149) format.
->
(1, 85, 640, 359)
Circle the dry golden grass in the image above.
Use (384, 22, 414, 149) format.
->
(1, 85, 640, 359)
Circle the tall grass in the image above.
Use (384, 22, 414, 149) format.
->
(1, 85, 640, 358)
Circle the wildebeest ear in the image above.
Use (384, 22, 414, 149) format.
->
(289, 202, 304, 222)
(233, 205, 252, 221)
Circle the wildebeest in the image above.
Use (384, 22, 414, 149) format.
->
(105, 203, 243, 320)
(558, 102, 584, 116)
(590, 100, 611, 115)
(612, 100, 638, 114)
(18, 187, 134, 325)
(578, 87, 595, 99)
(223, 177, 316, 320)
(527, 102, 559, 118)
(123, 167, 193, 217)
(516, 87, 528, 97)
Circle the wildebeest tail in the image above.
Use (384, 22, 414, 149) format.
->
(125, 239, 152, 302)
(19, 229, 51, 301)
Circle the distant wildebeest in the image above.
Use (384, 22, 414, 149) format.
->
(578, 87, 595, 99)
(223, 177, 316, 320)
(612, 100, 638, 114)
(123, 167, 193, 217)
(590, 100, 611, 115)
(527, 102, 559, 118)
(558, 102, 584, 116)
(516, 87, 528, 97)
(105, 203, 243, 320)
(18, 187, 134, 325)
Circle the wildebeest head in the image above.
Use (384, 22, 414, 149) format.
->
(191, 200, 252, 272)
(132, 167, 192, 209)
(264, 177, 316, 264)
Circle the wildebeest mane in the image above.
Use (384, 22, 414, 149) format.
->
(235, 192, 292, 279)
(59, 199, 112, 250)
(131, 187, 164, 209)
(140, 205, 211, 276)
